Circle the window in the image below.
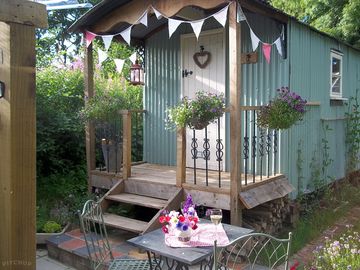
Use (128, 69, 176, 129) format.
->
(330, 51, 343, 98)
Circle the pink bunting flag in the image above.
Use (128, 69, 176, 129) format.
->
(85, 31, 96, 48)
(262, 43, 272, 64)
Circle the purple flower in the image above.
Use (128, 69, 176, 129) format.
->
(182, 224, 189, 231)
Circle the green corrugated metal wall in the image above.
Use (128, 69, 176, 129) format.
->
(143, 14, 360, 198)
(144, 16, 289, 167)
(287, 21, 360, 196)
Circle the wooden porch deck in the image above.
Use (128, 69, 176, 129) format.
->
(90, 163, 292, 210)
(129, 163, 283, 191)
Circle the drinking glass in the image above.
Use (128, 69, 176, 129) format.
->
(210, 209, 222, 242)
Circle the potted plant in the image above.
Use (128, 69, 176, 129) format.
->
(80, 88, 127, 172)
(166, 91, 225, 130)
(257, 87, 307, 130)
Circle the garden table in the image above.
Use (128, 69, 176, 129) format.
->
(127, 222, 253, 270)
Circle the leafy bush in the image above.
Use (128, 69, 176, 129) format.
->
(42, 221, 62, 233)
(257, 87, 307, 130)
(306, 226, 360, 270)
(36, 67, 86, 176)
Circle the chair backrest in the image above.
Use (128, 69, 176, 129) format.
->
(214, 232, 292, 270)
(79, 200, 114, 270)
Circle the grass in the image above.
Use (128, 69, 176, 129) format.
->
(285, 178, 360, 255)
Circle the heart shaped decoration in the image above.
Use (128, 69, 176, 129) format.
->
(193, 51, 211, 69)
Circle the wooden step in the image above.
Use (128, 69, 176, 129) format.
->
(102, 213, 147, 234)
(106, 193, 168, 209)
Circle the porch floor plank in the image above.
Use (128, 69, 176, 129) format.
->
(129, 163, 281, 190)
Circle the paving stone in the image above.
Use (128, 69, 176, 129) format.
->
(59, 238, 86, 251)
(47, 234, 73, 246)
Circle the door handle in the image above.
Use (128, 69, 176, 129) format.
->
(182, 69, 193, 78)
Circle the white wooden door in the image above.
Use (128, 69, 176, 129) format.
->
(181, 29, 226, 171)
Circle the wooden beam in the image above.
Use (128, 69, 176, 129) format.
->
(92, 0, 230, 33)
(0, 0, 48, 28)
(143, 188, 184, 234)
(0, 22, 36, 270)
(229, 1, 242, 226)
(84, 42, 96, 192)
(122, 111, 132, 179)
(176, 127, 186, 187)
(240, 177, 294, 209)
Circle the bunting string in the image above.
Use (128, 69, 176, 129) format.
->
(85, 1, 284, 66)
(237, 1, 284, 63)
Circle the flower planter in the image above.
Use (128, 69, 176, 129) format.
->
(101, 140, 122, 172)
(175, 228, 192, 242)
(36, 223, 70, 245)
(190, 120, 209, 130)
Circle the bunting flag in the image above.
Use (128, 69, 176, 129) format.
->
(168, 18, 182, 38)
(98, 48, 108, 65)
(138, 10, 148, 27)
(129, 52, 137, 64)
(190, 20, 205, 39)
(153, 7, 163, 19)
(102, 35, 114, 51)
(213, 5, 229, 27)
(237, 5, 246, 22)
(250, 29, 260, 51)
(120, 26, 132, 45)
(262, 43, 272, 64)
(114, 59, 125, 73)
(274, 37, 283, 57)
(85, 31, 96, 48)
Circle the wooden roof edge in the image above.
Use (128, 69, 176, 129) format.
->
(0, 0, 48, 28)
(69, 0, 230, 33)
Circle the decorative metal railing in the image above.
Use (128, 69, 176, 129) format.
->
(190, 117, 225, 187)
(187, 107, 279, 187)
(241, 107, 279, 185)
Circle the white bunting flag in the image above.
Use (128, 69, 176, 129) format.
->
(102, 35, 114, 51)
(120, 26, 132, 45)
(114, 59, 125, 73)
(237, 5, 246, 22)
(98, 48, 108, 65)
(213, 5, 229, 27)
(190, 20, 205, 39)
(138, 10, 148, 27)
(129, 52, 137, 64)
(152, 7, 163, 19)
(250, 29, 260, 51)
(168, 18, 182, 38)
(274, 37, 283, 56)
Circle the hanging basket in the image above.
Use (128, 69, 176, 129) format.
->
(189, 119, 209, 130)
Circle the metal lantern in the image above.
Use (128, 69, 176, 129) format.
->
(130, 60, 144, 85)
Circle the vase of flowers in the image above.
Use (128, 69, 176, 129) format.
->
(166, 91, 225, 130)
(257, 87, 307, 130)
(159, 194, 199, 242)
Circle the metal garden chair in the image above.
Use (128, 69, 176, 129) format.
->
(213, 232, 292, 270)
(79, 200, 151, 270)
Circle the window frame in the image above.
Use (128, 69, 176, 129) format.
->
(330, 51, 343, 99)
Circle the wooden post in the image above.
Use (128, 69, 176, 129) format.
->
(122, 110, 132, 179)
(176, 127, 186, 187)
(84, 42, 95, 191)
(229, 1, 242, 226)
(0, 1, 47, 269)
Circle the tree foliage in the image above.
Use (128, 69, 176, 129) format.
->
(36, 0, 101, 68)
(270, 0, 360, 48)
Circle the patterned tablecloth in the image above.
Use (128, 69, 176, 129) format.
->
(165, 223, 230, 247)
